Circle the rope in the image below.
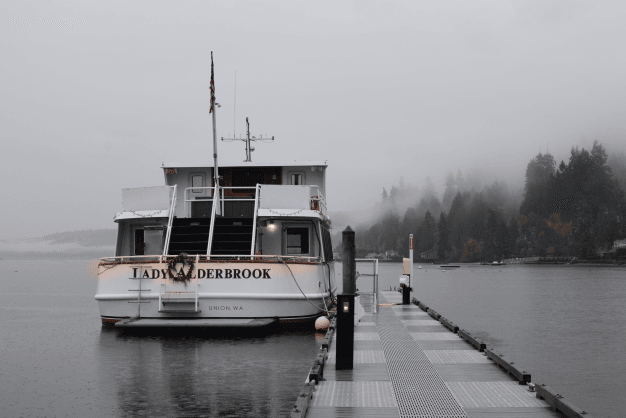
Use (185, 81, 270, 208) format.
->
(325, 262, 337, 306)
(309, 220, 336, 307)
(278, 256, 328, 313)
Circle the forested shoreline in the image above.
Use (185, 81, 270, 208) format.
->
(339, 141, 626, 263)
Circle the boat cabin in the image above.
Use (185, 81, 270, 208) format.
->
(113, 162, 333, 261)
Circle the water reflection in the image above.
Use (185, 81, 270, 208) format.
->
(97, 325, 319, 418)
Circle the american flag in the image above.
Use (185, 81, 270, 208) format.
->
(209, 51, 215, 113)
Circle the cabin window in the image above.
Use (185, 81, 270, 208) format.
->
(286, 228, 309, 254)
(291, 174, 302, 185)
(192, 175, 203, 193)
(134, 229, 145, 255)
(144, 226, 164, 254)
(322, 227, 334, 262)
(289, 172, 305, 185)
(134, 227, 163, 255)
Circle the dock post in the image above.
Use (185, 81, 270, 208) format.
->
(402, 234, 413, 304)
(336, 226, 355, 370)
(342, 226, 356, 294)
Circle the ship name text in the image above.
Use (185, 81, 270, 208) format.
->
(132, 268, 272, 280)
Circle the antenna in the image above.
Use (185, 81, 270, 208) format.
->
(222, 117, 274, 162)
(233, 71, 236, 138)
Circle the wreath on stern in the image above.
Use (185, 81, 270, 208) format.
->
(167, 253, 195, 285)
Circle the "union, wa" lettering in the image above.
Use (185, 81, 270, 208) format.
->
(132, 268, 271, 279)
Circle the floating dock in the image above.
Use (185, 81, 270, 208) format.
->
(294, 290, 588, 418)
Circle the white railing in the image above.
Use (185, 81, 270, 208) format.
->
(310, 185, 327, 217)
(195, 253, 199, 310)
(355, 258, 379, 313)
(184, 184, 327, 218)
(250, 184, 261, 256)
(194, 253, 199, 310)
(257, 184, 327, 217)
(99, 254, 322, 264)
(196, 185, 260, 256)
(184, 186, 215, 217)
(206, 190, 218, 255)
(162, 185, 177, 256)
(184, 186, 260, 216)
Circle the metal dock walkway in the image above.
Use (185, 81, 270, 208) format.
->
(304, 291, 562, 418)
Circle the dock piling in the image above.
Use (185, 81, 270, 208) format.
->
(336, 226, 356, 370)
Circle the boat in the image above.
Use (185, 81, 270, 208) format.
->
(95, 56, 336, 328)
(439, 265, 460, 268)
(95, 160, 336, 328)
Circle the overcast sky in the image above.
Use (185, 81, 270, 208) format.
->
(2, 1, 626, 238)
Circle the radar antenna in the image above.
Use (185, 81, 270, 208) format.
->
(221, 117, 274, 162)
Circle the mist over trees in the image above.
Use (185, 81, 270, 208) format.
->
(341, 140, 626, 262)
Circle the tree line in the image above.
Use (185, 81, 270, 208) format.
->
(342, 141, 626, 262)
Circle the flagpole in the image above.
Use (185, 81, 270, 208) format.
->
(210, 52, 221, 215)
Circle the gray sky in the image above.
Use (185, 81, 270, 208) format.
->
(2, 1, 626, 238)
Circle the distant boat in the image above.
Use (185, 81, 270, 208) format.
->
(439, 265, 460, 268)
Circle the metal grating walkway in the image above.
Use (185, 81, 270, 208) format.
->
(305, 291, 561, 418)
(376, 307, 468, 418)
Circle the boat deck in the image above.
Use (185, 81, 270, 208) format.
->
(304, 291, 562, 418)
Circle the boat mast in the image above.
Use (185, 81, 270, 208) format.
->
(245, 117, 251, 162)
(210, 52, 221, 215)
(222, 117, 274, 162)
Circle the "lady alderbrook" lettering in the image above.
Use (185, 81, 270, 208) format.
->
(132, 268, 271, 279)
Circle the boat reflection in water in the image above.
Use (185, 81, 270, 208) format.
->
(96, 325, 320, 417)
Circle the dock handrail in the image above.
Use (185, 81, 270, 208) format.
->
(162, 185, 177, 256)
(249, 184, 261, 255)
(355, 258, 379, 313)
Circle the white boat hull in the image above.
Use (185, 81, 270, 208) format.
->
(95, 260, 335, 325)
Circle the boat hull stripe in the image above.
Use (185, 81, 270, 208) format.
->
(95, 292, 331, 301)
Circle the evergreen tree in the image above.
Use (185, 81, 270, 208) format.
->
(423, 177, 437, 199)
(381, 188, 389, 202)
(436, 212, 450, 259)
(483, 209, 499, 262)
(380, 212, 401, 252)
(507, 216, 519, 256)
(389, 185, 402, 206)
(520, 153, 556, 216)
(496, 220, 509, 260)
(420, 210, 437, 253)
(447, 192, 468, 259)
(455, 170, 466, 192)
(608, 150, 626, 192)
(401, 207, 420, 257)
(442, 172, 457, 212)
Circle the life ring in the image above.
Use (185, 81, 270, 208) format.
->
(167, 253, 195, 284)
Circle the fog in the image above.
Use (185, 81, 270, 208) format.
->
(2, 1, 626, 238)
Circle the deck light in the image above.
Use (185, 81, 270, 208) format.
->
(267, 223, 276, 232)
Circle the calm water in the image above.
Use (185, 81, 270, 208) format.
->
(349, 261, 626, 418)
(3, 260, 625, 417)
(0, 260, 320, 418)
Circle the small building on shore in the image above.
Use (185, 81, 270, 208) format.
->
(420, 249, 437, 260)
(613, 239, 626, 249)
